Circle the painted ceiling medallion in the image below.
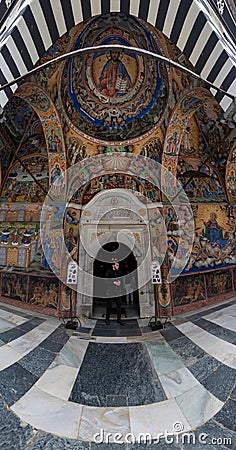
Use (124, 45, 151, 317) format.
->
(61, 14, 169, 144)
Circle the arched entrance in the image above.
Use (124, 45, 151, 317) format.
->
(77, 188, 155, 319)
(93, 242, 139, 318)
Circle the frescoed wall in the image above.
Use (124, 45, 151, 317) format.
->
(1, 273, 27, 302)
(1, 156, 49, 203)
(28, 276, 59, 309)
(226, 141, 236, 202)
(0, 13, 235, 316)
(172, 274, 206, 307)
(166, 204, 236, 275)
(177, 158, 226, 202)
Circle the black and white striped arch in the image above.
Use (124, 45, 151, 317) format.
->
(0, 0, 235, 112)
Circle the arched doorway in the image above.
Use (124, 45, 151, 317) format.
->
(77, 188, 155, 319)
(93, 242, 139, 318)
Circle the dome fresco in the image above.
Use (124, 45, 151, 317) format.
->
(61, 14, 169, 143)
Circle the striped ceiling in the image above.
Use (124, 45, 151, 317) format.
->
(0, 0, 235, 112)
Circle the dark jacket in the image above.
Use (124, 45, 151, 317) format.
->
(106, 266, 122, 296)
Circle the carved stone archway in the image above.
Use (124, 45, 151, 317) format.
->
(77, 188, 155, 318)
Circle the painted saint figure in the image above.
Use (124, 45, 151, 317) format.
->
(203, 212, 227, 249)
(99, 51, 132, 98)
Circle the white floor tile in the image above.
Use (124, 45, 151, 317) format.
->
(159, 367, 200, 399)
(129, 399, 192, 437)
(78, 405, 130, 441)
(12, 386, 82, 439)
(36, 364, 79, 400)
(176, 384, 223, 428)
(9, 321, 60, 357)
(0, 345, 22, 370)
(0, 307, 27, 326)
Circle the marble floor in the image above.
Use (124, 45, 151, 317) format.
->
(0, 299, 235, 449)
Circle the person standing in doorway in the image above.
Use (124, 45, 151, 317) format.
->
(105, 260, 125, 326)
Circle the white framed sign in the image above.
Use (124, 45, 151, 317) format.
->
(67, 261, 78, 284)
(152, 261, 162, 284)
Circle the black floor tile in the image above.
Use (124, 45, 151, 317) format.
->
(160, 323, 184, 342)
(106, 394, 128, 407)
(168, 336, 206, 366)
(117, 327, 141, 336)
(0, 395, 34, 449)
(92, 319, 141, 337)
(92, 329, 118, 337)
(0, 363, 37, 406)
(39, 337, 64, 353)
(186, 301, 235, 321)
(128, 441, 181, 449)
(189, 355, 221, 382)
(0, 327, 25, 343)
(28, 431, 90, 449)
(0, 303, 32, 318)
(140, 326, 151, 333)
(18, 317, 45, 332)
(91, 443, 126, 449)
(76, 327, 92, 334)
(48, 325, 70, 344)
(202, 365, 236, 401)
(69, 342, 166, 407)
(214, 399, 236, 432)
(19, 347, 56, 377)
(192, 418, 236, 449)
(230, 385, 236, 401)
(192, 318, 236, 344)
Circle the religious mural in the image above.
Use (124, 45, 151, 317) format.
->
(71, 173, 161, 205)
(96, 144, 134, 155)
(0, 222, 39, 267)
(28, 276, 59, 309)
(0, 222, 38, 247)
(0, 98, 47, 188)
(0, 204, 41, 222)
(205, 270, 233, 298)
(50, 157, 65, 196)
(177, 158, 226, 202)
(193, 106, 232, 177)
(60, 14, 169, 143)
(226, 141, 236, 202)
(60, 285, 73, 311)
(65, 208, 80, 261)
(2, 97, 34, 141)
(0, 132, 14, 186)
(172, 274, 206, 306)
(66, 136, 87, 166)
(148, 208, 166, 264)
(1, 156, 48, 203)
(1, 273, 27, 302)
(140, 134, 163, 161)
(166, 204, 236, 274)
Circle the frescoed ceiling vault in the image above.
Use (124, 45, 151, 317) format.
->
(0, 13, 234, 200)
